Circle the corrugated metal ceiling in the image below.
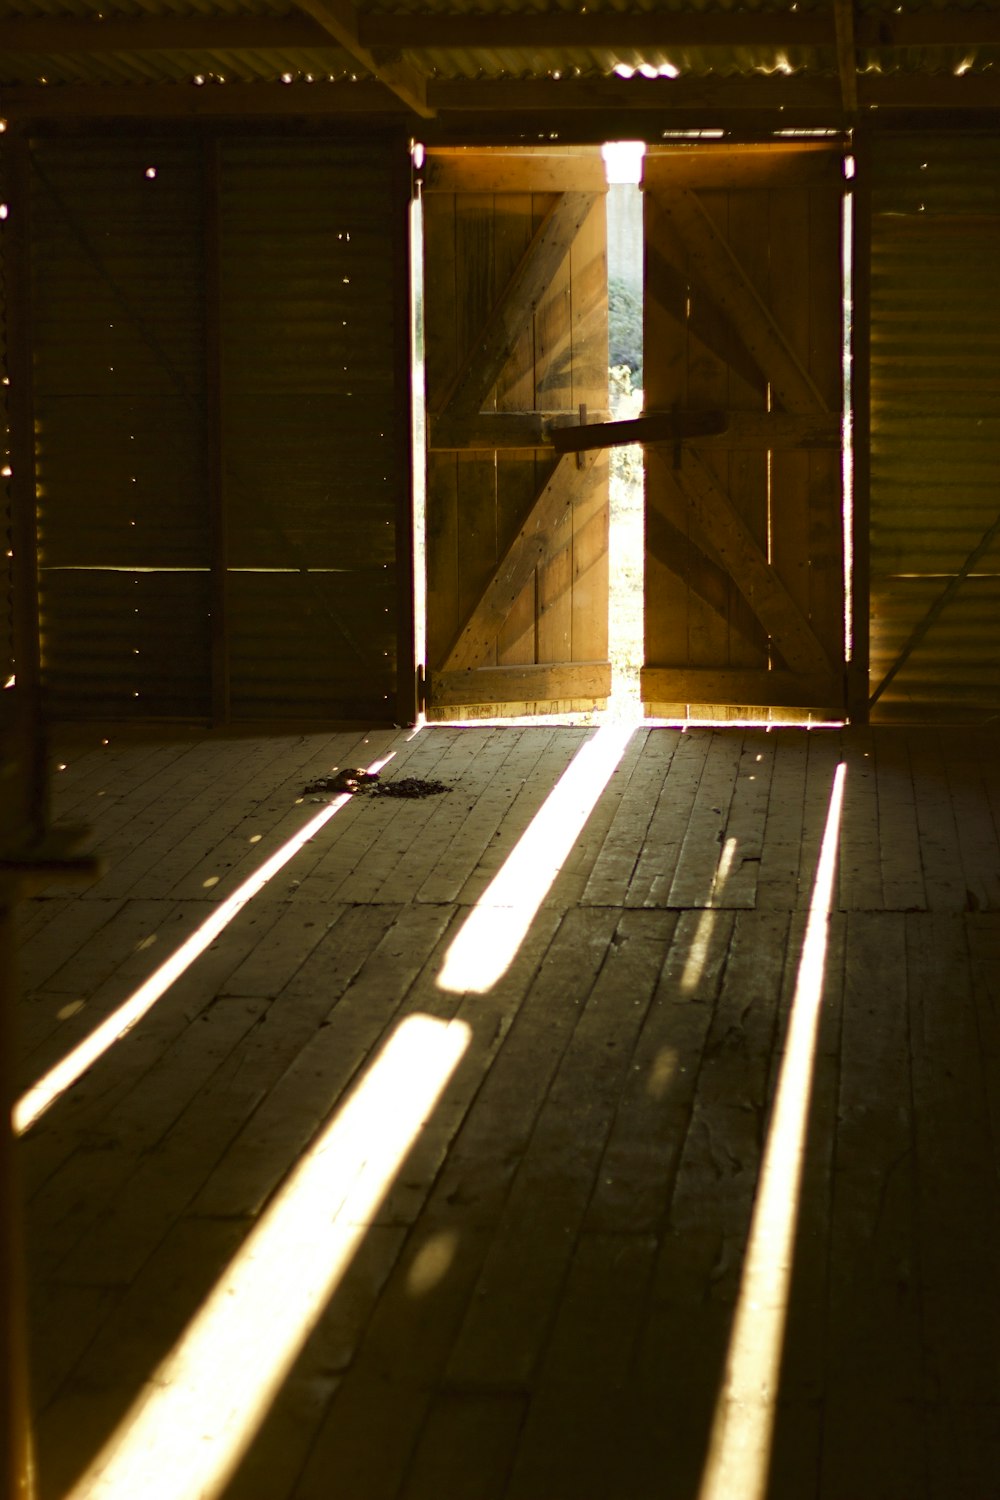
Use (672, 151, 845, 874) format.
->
(2, 0, 1000, 95)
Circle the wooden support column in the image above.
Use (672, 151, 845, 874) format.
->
(5, 133, 40, 702)
(848, 131, 872, 723)
(203, 138, 229, 725)
(393, 139, 418, 726)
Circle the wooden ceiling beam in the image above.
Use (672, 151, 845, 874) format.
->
(290, 0, 433, 117)
(360, 10, 1000, 49)
(5, 70, 1000, 124)
(0, 16, 330, 50)
(359, 12, 833, 48)
(3, 9, 1000, 60)
(429, 76, 844, 111)
(856, 13, 1000, 47)
(0, 81, 408, 118)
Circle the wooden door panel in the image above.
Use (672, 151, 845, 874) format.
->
(642, 144, 845, 719)
(423, 150, 610, 719)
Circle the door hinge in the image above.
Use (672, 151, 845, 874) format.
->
(416, 662, 427, 713)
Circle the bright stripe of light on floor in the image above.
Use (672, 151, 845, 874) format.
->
(13, 753, 396, 1135)
(65, 1012, 468, 1500)
(437, 722, 634, 994)
(697, 761, 847, 1500)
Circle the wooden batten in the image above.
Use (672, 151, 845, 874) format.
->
(641, 666, 833, 710)
(423, 149, 608, 196)
(430, 660, 611, 708)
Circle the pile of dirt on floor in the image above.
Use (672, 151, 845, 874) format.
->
(302, 769, 450, 799)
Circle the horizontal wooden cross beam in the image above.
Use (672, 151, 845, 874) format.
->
(550, 411, 841, 455)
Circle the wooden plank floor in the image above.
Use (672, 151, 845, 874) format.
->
(12, 722, 1000, 1500)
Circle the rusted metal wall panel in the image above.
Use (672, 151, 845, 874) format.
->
(29, 137, 212, 718)
(869, 133, 1000, 722)
(219, 138, 402, 720)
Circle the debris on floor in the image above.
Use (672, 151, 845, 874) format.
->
(302, 768, 451, 799)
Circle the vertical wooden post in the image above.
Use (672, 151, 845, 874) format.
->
(392, 135, 418, 726)
(847, 126, 872, 724)
(203, 137, 229, 725)
(5, 132, 48, 846)
(0, 879, 35, 1500)
(5, 132, 39, 700)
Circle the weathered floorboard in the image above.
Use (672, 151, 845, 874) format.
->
(12, 722, 1000, 1500)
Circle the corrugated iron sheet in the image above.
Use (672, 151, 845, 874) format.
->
(29, 137, 213, 717)
(869, 133, 1000, 723)
(219, 138, 403, 719)
(25, 133, 407, 722)
(3, 0, 999, 90)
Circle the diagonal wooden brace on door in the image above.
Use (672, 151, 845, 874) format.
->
(653, 447, 832, 680)
(435, 191, 600, 426)
(655, 189, 830, 414)
(441, 451, 598, 671)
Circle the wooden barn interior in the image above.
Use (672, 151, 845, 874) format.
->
(2, 3, 1000, 1496)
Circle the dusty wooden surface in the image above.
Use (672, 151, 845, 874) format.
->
(13, 722, 1000, 1499)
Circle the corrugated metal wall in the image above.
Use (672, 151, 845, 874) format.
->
(869, 134, 1000, 722)
(24, 133, 408, 723)
(219, 140, 402, 720)
(30, 138, 211, 718)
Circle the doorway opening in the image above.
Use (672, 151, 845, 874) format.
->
(412, 139, 852, 727)
(410, 141, 645, 726)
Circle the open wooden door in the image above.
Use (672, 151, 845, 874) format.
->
(422, 149, 610, 719)
(641, 144, 846, 720)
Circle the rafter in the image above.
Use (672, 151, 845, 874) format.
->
(290, 0, 433, 117)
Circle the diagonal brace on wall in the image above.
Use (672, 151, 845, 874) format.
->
(435, 191, 600, 426)
(869, 509, 1000, 708)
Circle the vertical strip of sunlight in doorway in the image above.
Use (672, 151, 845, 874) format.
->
(13, 753, 396, 1135)
(603, 140, 646, 717)
(438, 722, 634, 993)
(697, 761, 846, 1500)
(66, 1013, 469, 1500)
